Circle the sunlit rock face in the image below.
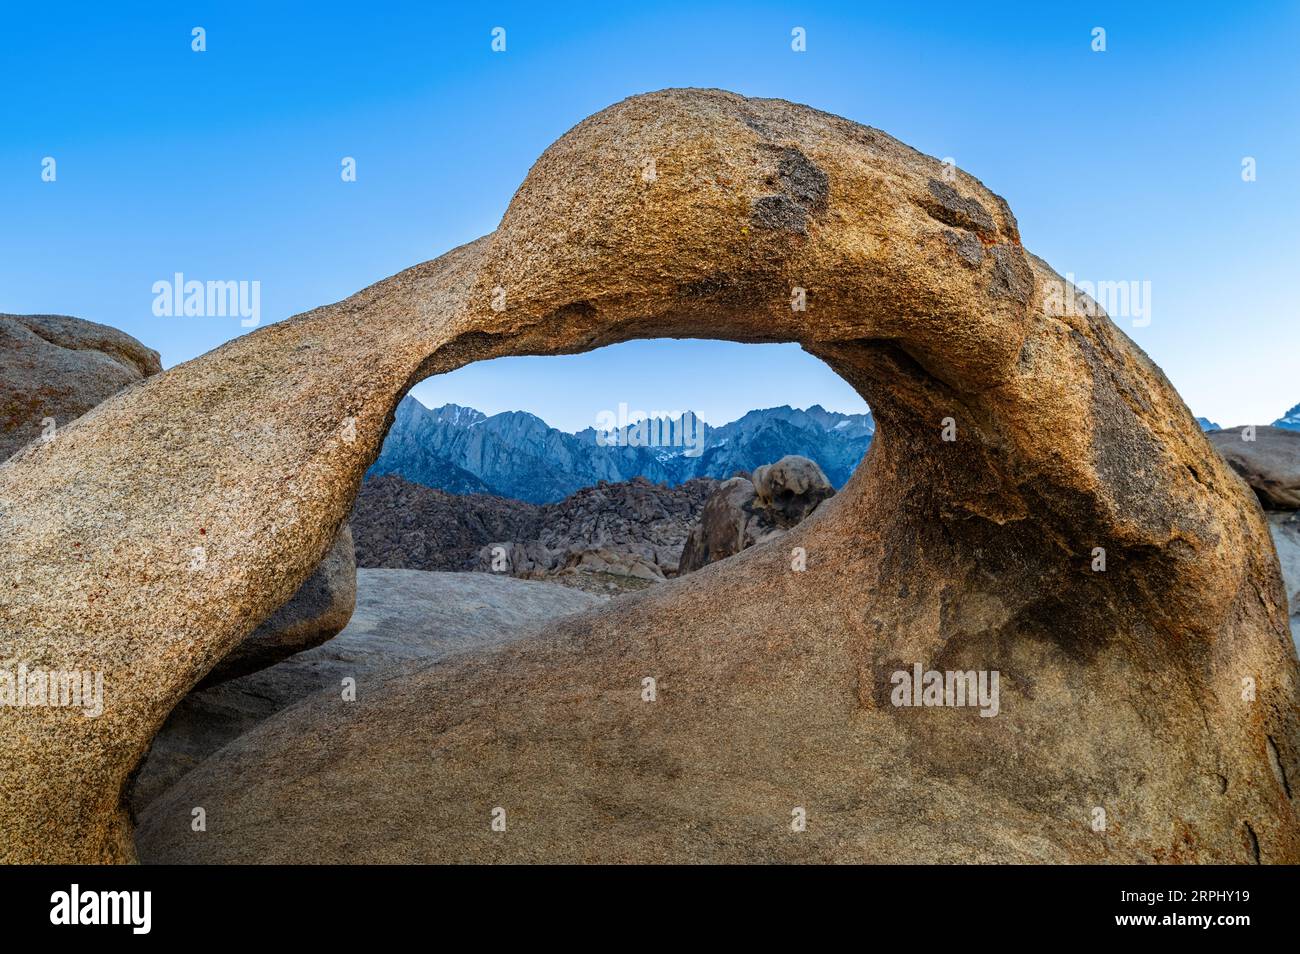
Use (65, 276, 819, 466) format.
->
(0, 313, 161, 462)
(2, 89, 1297, 864)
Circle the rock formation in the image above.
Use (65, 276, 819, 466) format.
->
(1207, 426, 1300, 510)
(680, 455, 834, 572)
(679, 475, 778, 571)
(131, 569, 601, 813)
(352, 473, 716, 586)
(0, 313, 161, 461)
(0, 315, 358, 692)
(2, 89, 1297, 864)
(198, 524, 357, 686)
(752, 454, 835, 526)
(1205, 426, 1300, 647)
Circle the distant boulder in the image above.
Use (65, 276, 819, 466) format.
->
(1207, 426, 1300, 510)
(0, 313, 161, 461)
(752, 455, 835, 527)
(680, 456, 834, 572)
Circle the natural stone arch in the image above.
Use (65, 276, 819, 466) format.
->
(1, 89, 1296, 863)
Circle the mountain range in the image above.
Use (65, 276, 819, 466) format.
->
(1198, 405, 1300, 433)
(369, 397, 875, 503)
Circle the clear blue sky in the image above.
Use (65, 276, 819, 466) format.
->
(2, 1, 1296, 431)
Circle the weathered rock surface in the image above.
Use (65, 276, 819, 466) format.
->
(752, 454, 834, 527)
(678, 476, 780, 572)
(2, 89, 1297, 864)
(200, 524, 357, 686)
(130, 569, 602, 814)
(1208, 426, 1300, 510)
(1, 314, 354, 690)
(352, 472, 716, 586)
(0, 313, 161, 462)
(680, 456, 833, 571)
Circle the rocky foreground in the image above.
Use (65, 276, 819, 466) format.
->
(350, 473, 717, 590)
(2, 89, 1298, 864)
(130, 570, 602, 818)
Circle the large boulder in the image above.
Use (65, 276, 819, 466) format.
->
(131, 568, 602, 814)
(2, 90, 1297, 864)
(679, 476, 781, 572)
(751, 455, 835, 527)
(1207, 426, 1300, 509)
(680, 456, 834, 571)
(1, 313, 161, 462)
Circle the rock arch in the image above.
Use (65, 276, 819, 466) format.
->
(2, 89, 1297, 863)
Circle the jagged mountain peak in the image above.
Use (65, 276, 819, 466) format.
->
(372, 397, 874, 503)
(1273, 403, 1300, 431)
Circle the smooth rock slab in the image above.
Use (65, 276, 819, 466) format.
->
(130, 569, 603, 815)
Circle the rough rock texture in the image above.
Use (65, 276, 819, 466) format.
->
(199, 524, 357, 686)
(352, 473, 716, 585)
(752, 454, 835, 527)
(0, 313, 161, 461)
(2, 89, 1298, 864)
(130, 569, 602, 813)
(679, 476, 781, 572)
(1208, 426, 1300, 510)
(490, 476, 718, 582)
(351, 474, 538, 570)
(1, 313, 354, 689)
(681, 456, 833, 571)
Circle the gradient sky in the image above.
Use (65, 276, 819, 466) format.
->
(2, 1, 1296, 431)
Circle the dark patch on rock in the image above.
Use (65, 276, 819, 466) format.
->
(988, 244, 1033, 304)
(749, 147, 829, 234)
(751, 194, 809, 233)
(944, 229, 985, 266)
(923, 179, 996, 235)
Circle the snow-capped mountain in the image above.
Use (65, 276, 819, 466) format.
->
(369, 397, 874, 503)
(1273, 404, 1300, 432)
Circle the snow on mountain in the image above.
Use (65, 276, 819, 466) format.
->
(1273, 404, 1300, 432)
(370, 398, 874, 503)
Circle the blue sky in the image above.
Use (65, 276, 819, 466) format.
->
(2, 1, 1296, 431)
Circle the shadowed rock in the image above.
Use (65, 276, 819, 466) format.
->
(2, 89, 1297, 864)
(1208, 426, 1300, 510)
(199, 524, 357, 686)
